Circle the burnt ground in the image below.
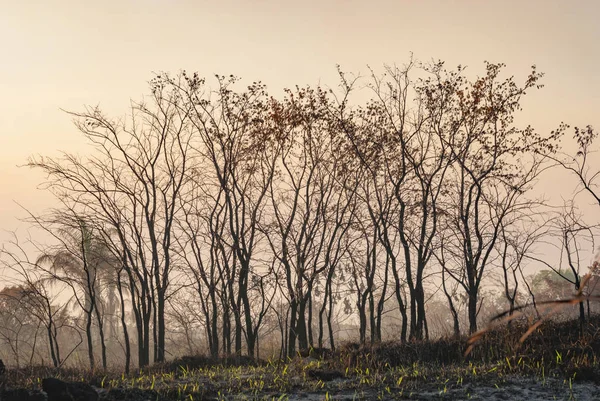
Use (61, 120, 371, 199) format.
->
(3, 317, 600, 400)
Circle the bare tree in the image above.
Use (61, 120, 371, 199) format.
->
(6, 60, 591, 367)
(0, 285, 43, 367)
(28, 77, 193, 365)
(437, 62, 556, 333)
(548, 125, 599, 206)
(32, 210, 116, 371)
(1, 238, 79, 368)
(335, 61, 456, 341)
(496, 208, 550, 318)
(525, 203, 598, 326)
(263, 85, 349, 356)
(166, 73, 279, 357)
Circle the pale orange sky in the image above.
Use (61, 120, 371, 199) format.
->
(1, 0, 599, 245)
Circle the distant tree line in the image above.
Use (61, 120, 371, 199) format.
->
(1, 60, 598, 371)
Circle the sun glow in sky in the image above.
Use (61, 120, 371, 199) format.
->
(1, 0, 599, 244)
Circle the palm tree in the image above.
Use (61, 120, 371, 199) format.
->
(36, 212, 118, 370)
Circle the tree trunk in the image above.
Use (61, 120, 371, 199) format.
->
(287, 298, 298, 357)
(156, 291, 166, 362)
(468, 289, 478, 334)
(85, 309, 95, 370)
(117, 270, 131, 374)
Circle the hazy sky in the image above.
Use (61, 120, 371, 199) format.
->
(1, 0, 599, 244)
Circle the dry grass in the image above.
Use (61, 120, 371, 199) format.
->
(2, 313, 600, 400)
(332, 315, 600, 378)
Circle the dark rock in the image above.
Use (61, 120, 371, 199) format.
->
(567, 366, 600, 383)
(42, 377, 98, 401)
(1, 388, 47, 401)
(307, 369, 345, 381)
(298, 347, 333, 359)
(0, 360, 5, 376)
(164, 354, 263, 372)
(100, 388, 162, 401)
(342, 342, 361, 351)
